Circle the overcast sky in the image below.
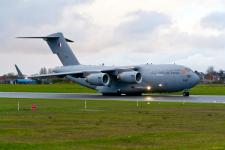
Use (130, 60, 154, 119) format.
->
(1, 0, 225, 75)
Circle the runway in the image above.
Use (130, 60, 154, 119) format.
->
(0, 92, 225, 103)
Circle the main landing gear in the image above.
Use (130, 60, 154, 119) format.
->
(183, 90, 190, 97)
(125, 93, 142, 96)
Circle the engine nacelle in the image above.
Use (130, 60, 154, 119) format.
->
(86, 73, 110, 86)
(117, 71, 142, 83)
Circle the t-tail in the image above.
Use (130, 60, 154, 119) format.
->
(17, 32, 80, 66)
(15, 64, 25, 79)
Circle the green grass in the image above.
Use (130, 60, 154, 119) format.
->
(189, 84, 225, 95)
(0, 98, 225, 149)
(0, 84, 225, 95)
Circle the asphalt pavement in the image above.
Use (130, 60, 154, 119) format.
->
(0, 92, 224, 103)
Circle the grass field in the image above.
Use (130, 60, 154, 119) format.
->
(0, 98, 225, 149)
(0, 84, 225, 95)
(189, 84, 225, 95)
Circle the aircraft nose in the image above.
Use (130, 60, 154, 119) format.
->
(193, 72, 200, 85)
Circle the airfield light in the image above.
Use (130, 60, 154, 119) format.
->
(145, 97, 151, 101)
(17, 101, 20, 111)
(85, 100, 87, 109)
(145, 96, 154, 104)
(158, 83, 163, 87)
(147, 86, 151, 91)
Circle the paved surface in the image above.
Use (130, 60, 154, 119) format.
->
(0, 92, 225, 103)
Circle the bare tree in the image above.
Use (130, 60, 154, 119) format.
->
(39, 67, 47, 75)
(48, 68, 54, 74)
(3, 73, 17, 80)
(206, 66, 215, 75)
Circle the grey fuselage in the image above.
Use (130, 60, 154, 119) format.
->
(54, 64, 200, 94)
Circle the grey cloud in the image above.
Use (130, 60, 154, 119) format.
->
(99, 11, 173, 55)
(167, 32, 225, 51)
(193, 35, 225, 50)
(0, 0, 93, 40)
(1, 12, 93, 55)
(116, 11, 171, 38)
(201, 12, 225, 30)
(0, 0, 94, 54)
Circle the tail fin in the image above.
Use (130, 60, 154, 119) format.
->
(15, 64, 25, 79)
(17, 32, 80, 66)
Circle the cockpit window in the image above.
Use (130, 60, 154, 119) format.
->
(185, 68, 192, 72)
(180, 68, 192, 75)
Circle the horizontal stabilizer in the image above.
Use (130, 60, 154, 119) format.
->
(17, 36, 74, 42)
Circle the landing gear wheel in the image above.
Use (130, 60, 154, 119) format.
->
(183, 91, 189, 97)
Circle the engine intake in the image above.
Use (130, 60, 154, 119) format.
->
(86, 73, 110, 86)
(117, 71, 142, 83)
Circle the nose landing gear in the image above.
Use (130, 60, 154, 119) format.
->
(183, 90, 190, 97)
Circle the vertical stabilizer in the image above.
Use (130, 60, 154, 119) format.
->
(15, 64, 25, 79)
(45, 33, 80, 66)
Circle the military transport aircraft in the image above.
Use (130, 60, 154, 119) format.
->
(18, 32, 200, 96)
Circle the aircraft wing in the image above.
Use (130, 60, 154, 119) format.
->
(29, 71, 88, 79)
(100, 66, 139, 75)
(102, 66, 137, 72)
(29, 66, 139, 79)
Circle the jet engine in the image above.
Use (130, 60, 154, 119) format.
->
(86, 73, 110, 86)
(117, 71, 142, 83)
